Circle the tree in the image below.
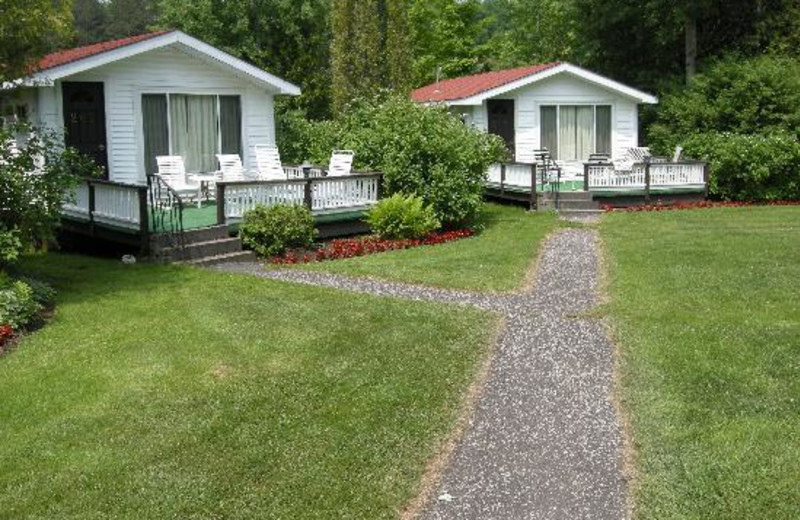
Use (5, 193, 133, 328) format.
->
(104, 0, 160, 40)
(0, 0, 73, 82)
(158, 0, 332, 119)
(331, 0, 413, 115)
(72, 0, 108, 45)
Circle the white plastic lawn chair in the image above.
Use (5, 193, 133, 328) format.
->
(326, 150, 355, 177)
(155, 156, 201, 207)
(216, 154, 254, 182)
(253, 145, 286, 180)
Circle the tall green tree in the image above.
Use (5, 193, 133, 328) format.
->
(104, 0, 160, 40)
(330, 0, 413, 115)
(0, 0, 73, 82)
(158, 0, 332, 119)
(72, 0, 108, 45)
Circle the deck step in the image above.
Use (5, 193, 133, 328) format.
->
(181, 250, 257, 267)
(161, 237, 244, 262)
(558, 209, 605, 217)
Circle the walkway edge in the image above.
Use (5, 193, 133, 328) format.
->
(401, 316, 506, 520)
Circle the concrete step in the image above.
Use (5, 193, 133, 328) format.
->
(553, 199, 601, 211)
(540, 191, 594, 202)
(181, 250, 257, 267)
(162, 237, 243, 262)
(150, 225, 229, 249)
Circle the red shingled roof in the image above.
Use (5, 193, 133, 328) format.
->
(34, 31, 170, 73)
(411, 62, 561, 103)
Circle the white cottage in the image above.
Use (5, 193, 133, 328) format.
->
(2, 30, 300, 184)
(411, 62, 657, 171)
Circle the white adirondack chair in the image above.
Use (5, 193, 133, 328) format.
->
(155, 156, 200, 207)
(672, 145, 684, 162)
(327, 150, 355, 177)
(216, 154, 253, 181)
(253, 145, 286, 180)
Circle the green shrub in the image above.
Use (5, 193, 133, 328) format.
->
(0, 277, 42, 330)
(0, 228, 23, 267)
(17, 276, 56, 307)
(649, 55, 800, 151)
(367, 193, 440, 239)
(682, 132, 800, 201)
(240, 204, 316, 257)
(277, 95, 507, 226)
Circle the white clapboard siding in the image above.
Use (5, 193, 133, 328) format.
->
(35, 46, 277, 185)
(466, 74, 641, 163)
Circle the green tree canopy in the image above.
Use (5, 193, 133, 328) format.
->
(0, 0, 73, 82)
(158, 0, 332, 119)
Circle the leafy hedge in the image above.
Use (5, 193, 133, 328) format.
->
(240, 204, 316, 257)
(682, 132, 800, 201)
(278, 96, 507, 225)
(649, 55, 800, 201)
(367, 193, 440, 239)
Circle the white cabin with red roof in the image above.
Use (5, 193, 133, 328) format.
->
(3, 30, 300, 184)
(411, 63, 657, 170)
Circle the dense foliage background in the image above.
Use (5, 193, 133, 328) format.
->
(0, 0, 797, 200)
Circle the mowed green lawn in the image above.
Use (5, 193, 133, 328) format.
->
(0, 255, 494, 519)
(602, 207, 800, 519)
(295, 203, 559, 292)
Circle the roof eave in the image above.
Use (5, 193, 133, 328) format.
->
(22, 31, 301, 96)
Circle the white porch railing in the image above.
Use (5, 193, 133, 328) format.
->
(216, 173, 383, 223)
(588, 161, 707, 190)
(62, 179, 147, 231)
(487, 163, 537, 188)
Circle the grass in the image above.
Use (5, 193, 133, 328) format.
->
(0, 254, 494, 519)
(601, 206, 800, 519)
(295, 203, 560, 292)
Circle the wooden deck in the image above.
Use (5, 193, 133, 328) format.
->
(61, 173, 383, 254)
(485, 160, 708, 208)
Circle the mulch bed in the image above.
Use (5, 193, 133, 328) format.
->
(269, 229, 475, 265)
(603, 200, 800, 212)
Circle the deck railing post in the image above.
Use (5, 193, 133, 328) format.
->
(530, 163, 537, 211)
(500, 163, 506, 196)
(376, 173, 384, 200)
(304, 177, 313, 210)
(87, 181, 96, 233)
(583, 163, 590, 192)
(644, 160, 652, 203)
(703, 162, 710, 199)
(137, 186, 149, 253)
(216, 183, 226, 225)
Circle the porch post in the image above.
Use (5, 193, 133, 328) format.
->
(137, 186, 149, 253)
(87, 181, 96, 234)
(530, 163, 537, 211)
(216, 183, 226, 225)
(644, 160, 652, 203)
(500, 163, 506, 196)
(703, 163, 710, 199)
(583, 163, 590, 192)
(304, 178, 313, 210)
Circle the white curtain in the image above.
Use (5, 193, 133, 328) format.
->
(559, 106, 577, 160)
(576, 106, 594, 161)
(595, 105, 612, 155)
(170, 94, 219, 173)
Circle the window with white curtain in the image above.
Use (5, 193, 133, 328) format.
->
(142, 94, 242, 174)
(540, 105, 612, 161)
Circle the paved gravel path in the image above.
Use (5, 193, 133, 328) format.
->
(213, 228, 627, 520)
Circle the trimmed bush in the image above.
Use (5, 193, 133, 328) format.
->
(240, 204, 316, 257)
(277, 95, 507, 226)
(367, 193, 440, 240)
(682, 132, 800, 201)
(0, 276, 42, 330)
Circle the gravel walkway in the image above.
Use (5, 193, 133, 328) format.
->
(213, 228, 627, 519)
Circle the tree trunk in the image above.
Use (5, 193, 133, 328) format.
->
(685, 11, 697, 85)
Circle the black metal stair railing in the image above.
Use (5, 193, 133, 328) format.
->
(146, 174, 185, 250)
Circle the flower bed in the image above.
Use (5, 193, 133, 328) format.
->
(603, 200, 800, 212)
(0, 324, 14, 355)
(269, 229, 474, 265)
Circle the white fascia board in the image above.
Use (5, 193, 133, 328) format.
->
(26, 31, 301, 96)
(449, 63, 658, 105)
